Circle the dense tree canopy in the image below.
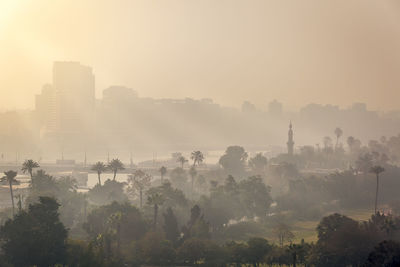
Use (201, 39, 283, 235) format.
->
(219, 146, 248, 176)
(0, 197, 68, 267)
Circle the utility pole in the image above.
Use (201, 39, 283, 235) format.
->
(130, 151, 133, 169)
(84, 151, 87, 168)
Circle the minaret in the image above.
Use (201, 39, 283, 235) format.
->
(287, 121, 294, 155)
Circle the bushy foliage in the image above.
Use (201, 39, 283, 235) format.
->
(0, 197, 68, 267)
(26, 170, 86, 229)
(219, 146, 248, 176)
(88, 179, 128, 206)
(200, 175, 272, 230)
(131, 232, 176, 265)
(310, 213, 400, 267)
(84, 201, 147, 245)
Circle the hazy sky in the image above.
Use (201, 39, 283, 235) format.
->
(1, 0, 400, 111)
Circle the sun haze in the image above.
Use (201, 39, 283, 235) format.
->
(1, 0, 400, 110)
(3, 3, 400, 266)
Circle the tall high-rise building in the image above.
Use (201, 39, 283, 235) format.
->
(287, 121, 294, 155)
(53, 61, 95, 134)
(35, 84, 57, 135)
(35, 62, 95, 137)
(268, 99, 283, 117)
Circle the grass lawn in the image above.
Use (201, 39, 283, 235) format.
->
(289, 208, 373, 244)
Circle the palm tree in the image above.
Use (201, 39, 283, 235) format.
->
(159, 166, 167, 184)
(191, 151, 204, 167)
(91, 161, 107, 186)
(21, 159, 40, 182)
(1, 170, 19, 216)
(370, 165, 385, 214)
(147, 192, 165, 229)
(189, 166, 197, 196)
(128, 170, 151, 209)
(334, 127, 343, 149)
(108, 158, 125, 180)
(15, 193, 24, 212)
(177, 156, 188, 168)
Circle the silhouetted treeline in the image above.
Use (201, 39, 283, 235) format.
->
(1, 197, 400, 266)
(1, 132, 400, 265)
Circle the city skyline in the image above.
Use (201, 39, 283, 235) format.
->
(2, 1, 400, 111)
(3, 60, 397, 115)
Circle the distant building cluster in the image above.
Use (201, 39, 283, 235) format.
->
(35, 62, 95, 137)
(0, 61, 397, 159)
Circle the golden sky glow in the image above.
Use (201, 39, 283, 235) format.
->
(1, 0, 400, 111)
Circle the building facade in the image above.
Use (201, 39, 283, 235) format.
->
(35, 62, 95, 138)
(53, 61, 95, 134)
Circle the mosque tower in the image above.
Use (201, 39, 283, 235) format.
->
(287, 121, 294, 155)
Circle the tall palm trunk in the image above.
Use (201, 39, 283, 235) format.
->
(17, 195, 22, 212)
(113, 170, 117, 180)
(153, 204, 158, 229)
(140, 190, 143, 209)
(9, 180, 15, 216)
(191, 175, 194, 197)
(161, 174, 163, 184)
(375, 173, 380, 214)
(97, 171, 102, 186)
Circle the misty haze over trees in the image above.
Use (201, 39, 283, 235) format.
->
(0, 62, 400, 162)
(2, 1, 400, 266)
(1, 92, 400, 265)
(0, 74, 400, 267)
